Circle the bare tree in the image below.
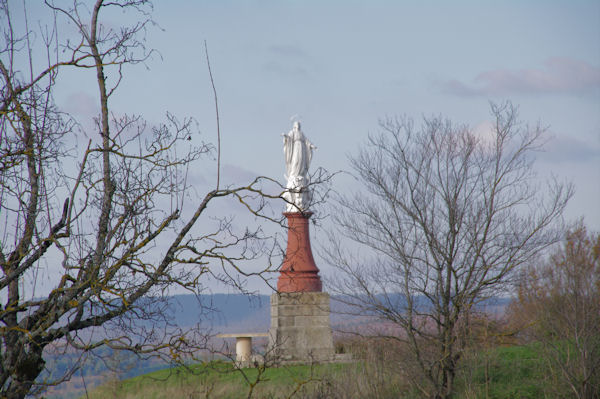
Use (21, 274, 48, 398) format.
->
(509, 223, 600, 399)
(324, 102, 573, 399)
(0, 1, 285, 398)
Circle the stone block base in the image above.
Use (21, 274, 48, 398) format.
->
(268, 292, 335, 363)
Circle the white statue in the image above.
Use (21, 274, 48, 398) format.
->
(282, 121, 317, 212)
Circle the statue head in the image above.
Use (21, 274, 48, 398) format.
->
(293, 121, 301, 131)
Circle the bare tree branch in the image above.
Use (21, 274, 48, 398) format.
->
(324, 102, 573, 399)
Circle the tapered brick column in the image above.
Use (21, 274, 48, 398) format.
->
(277, 212, 322, 293)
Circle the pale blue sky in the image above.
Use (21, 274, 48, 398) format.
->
(117, 0, 600, 226)
(17, 0, 600, 293)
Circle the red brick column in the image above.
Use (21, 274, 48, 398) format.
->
(277, 212, 322, 292)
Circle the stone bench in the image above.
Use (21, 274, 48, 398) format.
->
(217, 333, 269, 363)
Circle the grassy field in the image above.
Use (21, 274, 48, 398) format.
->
(82, 343, 557, 399)
(457, 344, 547, 399)
(82, 361, 354, 399)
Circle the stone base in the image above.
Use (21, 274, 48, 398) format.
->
(268, 292, 335, 363)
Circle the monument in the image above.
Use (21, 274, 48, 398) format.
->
(268, 121, 335, 363)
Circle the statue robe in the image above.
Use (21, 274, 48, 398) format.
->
(283, 129, 313, 185)
(282, 125, 315, 212)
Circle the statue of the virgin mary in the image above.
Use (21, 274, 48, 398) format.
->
(282, 121, 316, 212)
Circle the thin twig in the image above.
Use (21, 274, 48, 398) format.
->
(204, 40, 221, 190)
(81, 368, 89, 399)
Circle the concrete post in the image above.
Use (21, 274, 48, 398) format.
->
(235, 337, 252, 362)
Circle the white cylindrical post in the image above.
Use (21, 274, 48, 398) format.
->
(235, 337, 252, 362)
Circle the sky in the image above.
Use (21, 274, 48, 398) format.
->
(116, 0, 599, 225)
(15, 0, 600, 294)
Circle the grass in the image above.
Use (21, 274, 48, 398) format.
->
(82, 361, 352, 399)
(458, 343, 548, 399)
(83, 343, 557, 399)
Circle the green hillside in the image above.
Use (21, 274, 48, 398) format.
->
(82, 343, 553, 399)
(81, 361, 350, 399)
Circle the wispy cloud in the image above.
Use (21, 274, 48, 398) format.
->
(267, 44, 307, 58)
(262, 60, 310, 78)
(473, 121, 599, 164)
(62, 91, 98, 118)
(442, 57, 600, 97)
(538, 133, 600, 164)
(262, 43, 312, 78)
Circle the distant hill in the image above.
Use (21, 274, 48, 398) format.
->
(158, 293, 510, 332)
(167, 293, 271, 332)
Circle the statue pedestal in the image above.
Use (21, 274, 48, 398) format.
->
(268, 292, 334, 363)
(277, 212, 322, 292)
(269, 212, 334, 363)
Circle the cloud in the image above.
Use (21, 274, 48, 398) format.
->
(538, 133, 600, 164)
(262, 60, 310, 78)
(267, 44, 308, 58)
(187, 163, 260, 190)
(472, 120, 497, 145)
(442, 57, 600, 97)
(62, 91, 98, 118)
(472, 121, 599, 164)
(262, 43, 312, 78)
